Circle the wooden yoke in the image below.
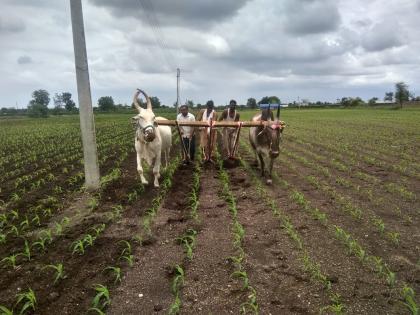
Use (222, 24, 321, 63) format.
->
(156, 120, 277, 128)
(158, 119, 286, 161)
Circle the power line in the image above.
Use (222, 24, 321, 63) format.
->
(138, 0, 177, 71)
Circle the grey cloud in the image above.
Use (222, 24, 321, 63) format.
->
(0, 16, 26, 33)
(88, 0, 251, 29)
(17, 55, 32, 64)
(361, 21, 404, 52)
(283, 0, 341, 35)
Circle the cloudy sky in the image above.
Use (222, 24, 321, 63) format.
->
(1, 0, 420, 108)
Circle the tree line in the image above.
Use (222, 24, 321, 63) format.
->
(1, 81, 418, 117)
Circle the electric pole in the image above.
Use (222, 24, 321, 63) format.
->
(70, 0, 100, 190)
(176, 68, 180, 112)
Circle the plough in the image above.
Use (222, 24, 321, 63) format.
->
(157, 117, 285, 162)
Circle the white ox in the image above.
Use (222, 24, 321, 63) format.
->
(132, 89, 172, 187)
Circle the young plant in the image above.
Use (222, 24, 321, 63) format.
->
(111, 205, 123, 220)
(88, 197, 99, 210)
(0, 305, 13, 315)
(118, 240, 132, 257)
(40, 229, 52, 244)
(83, 234, 95, 247)
(231, 270, 249, 290)
(31, 214, 40, 226)
(91, 224, 106, 237)
(91, 284, 110, 310)
(71, 240, 85, 255)
(104, 266, 122, 284)
(119, 253, 134, 267)
(43, 263, 65, 284)
(15, 288, 36, 315)
(9, 210, 19, 221)
(232, 221, 245, 248)
(240, 286, 259, 314)
(401, 286, 419, 315)
(9, 225, 20, 237)
(171, 265, 185, 294)
(387, 232, 400, 246)
(20, 239, 31, 261)
(168, 295, 181, 315)
(0, 233, 6, 244)
(177, 229, 197, 260)
(54, 222, 64, 235)
(1, 254, 19, 269)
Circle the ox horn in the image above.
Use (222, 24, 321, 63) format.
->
(133, 88, 152, 112)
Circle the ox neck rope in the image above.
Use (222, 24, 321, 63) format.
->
(136, 123, 156, 142)
(257, 122, 280, 154)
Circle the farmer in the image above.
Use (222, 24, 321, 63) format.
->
(176, 104, 196, 164)
(219, 99, 240, 159)
(196, 100, 218, 161)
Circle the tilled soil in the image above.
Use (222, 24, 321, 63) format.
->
(1, 135, 419, 314)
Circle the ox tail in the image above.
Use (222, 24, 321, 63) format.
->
(133, 89, 152, 112)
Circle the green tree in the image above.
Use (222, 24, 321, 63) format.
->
(246, 97, 257, 109)
(384, 92, 394, 102)
(28, 89, 50, 117)
(186, 99, 194, 108)
(258, 96, 280, 105)
(341, 97, 364, 107)
(150, 96, 161, 108)
(53, 93, 63, 109)
(368, 97, 379, 106)
(62, 92, 76, 111)
(32, 89, 50, 106)
(98, 96, 115, 111)
(395, 82, 409, 108)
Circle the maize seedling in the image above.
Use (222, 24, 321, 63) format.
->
(104, 266, 122, 284)
(43, 263, 65, 284)
(91, 284, 111, 310)
(15, 288, 36, 315)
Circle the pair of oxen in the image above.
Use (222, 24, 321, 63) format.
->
(132, 89, 284, 187)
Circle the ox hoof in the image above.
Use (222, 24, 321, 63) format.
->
(266, 179, 273, 185)
(141, 179, 149, 185)
(154, 183, 159, 188)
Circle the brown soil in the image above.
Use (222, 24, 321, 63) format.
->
(1, 135, 419, 314)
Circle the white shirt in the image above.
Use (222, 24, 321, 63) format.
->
(202, 109, 215, 121)
(177, 112, 195, 137)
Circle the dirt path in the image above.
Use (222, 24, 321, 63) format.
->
(108, 166, 193, 314)
(181, 167, 243, 314)
(226, 166, 330, 314)
(239, 147, 407, 314)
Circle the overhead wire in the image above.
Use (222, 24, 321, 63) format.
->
(138, 0, 177, 71)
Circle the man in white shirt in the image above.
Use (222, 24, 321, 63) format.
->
(177, 105, 196, 164)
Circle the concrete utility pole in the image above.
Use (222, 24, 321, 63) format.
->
(70, 0, 100, 190)
(176, 68, 180, 112)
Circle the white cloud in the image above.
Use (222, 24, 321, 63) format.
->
(0, 0, 420, 108)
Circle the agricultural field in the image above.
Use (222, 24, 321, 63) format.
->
(0, 108, 419, 314)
